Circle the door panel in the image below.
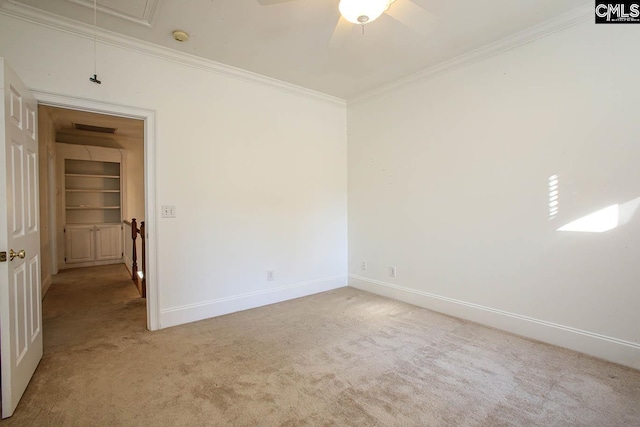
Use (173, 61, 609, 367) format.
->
(65, 225, 95, 263)
(28, 255, 40, 340)
(0, 58, 43, 419)
(13, 262, 27, 364)
(11, 141, 24, 236)
(9, 85, 21, 127)
(95, 225, 122, 261)
(27, 149, 37, 232)
(25, 106, 35, 139)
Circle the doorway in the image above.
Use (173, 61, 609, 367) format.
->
(40, 104, 145, 301)
(34, 93, 158, 330)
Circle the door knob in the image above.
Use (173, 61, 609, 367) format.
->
(10, 249, 26, 261)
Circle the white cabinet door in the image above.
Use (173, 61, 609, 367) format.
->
(95, 225, 122, 261)
(0, 58, 43, 419)
(64, 225, 95, 264)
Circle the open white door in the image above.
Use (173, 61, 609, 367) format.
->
(0, 58, 42, 418)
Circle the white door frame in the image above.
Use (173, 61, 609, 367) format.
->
(47, 149, 56, 277)
(33, 90, 159, 331)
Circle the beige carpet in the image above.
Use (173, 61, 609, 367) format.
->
(2, 264, 639, 426)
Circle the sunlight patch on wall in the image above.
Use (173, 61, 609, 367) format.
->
(619, 197, 640, 226)
(548, 175, 559, 219)
(557, 204, 619, 233)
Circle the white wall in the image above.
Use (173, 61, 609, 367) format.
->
(348, 21, 640, 369)
(124, 142, 144, 223)
(0, 13, 347, 328)
(37, 106, 56, 296)
(122, 139, 144, 282)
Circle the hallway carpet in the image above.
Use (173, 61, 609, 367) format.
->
(2, 264, 639, 426)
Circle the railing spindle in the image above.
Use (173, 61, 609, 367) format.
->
(140, 221, 146, 298)
(131, 218, 138, 283)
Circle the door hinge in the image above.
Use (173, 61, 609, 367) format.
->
(0, 251, 6, 262)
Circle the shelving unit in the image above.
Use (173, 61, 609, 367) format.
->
(64, 159, 122, 226)
(57, 144, 125, 269)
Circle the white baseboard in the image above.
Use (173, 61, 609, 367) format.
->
(59, 258, 124, 270)
(160, 274, 348, 329)
(41, 275, 52, 299)
(349, 275, 640, 370)
(123, 253, 133, 274)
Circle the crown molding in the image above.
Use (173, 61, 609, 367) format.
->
(349, 3, 593, 105)
(0, 1, 346, 107)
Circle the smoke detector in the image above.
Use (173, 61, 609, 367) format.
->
(172, 30, 189, 42)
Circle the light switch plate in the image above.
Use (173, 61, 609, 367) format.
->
(161, 205, 176, 218)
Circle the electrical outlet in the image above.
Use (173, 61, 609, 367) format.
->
(390, 266, 397, 278)
(361, 261, 367, 270)
(161, 205, 176, 218)
(267, 270, 274, 281)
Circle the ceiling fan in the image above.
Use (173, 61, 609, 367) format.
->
(257, 0, 434, 42)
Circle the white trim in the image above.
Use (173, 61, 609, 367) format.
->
(122, 221, 133, 273)
(120, 149, 128, 232)
(349, 275, 640, 370)
(0, 1, 346, 107)
(349, 4, 593, 105)
(160, 275, 348, 329)
(123, 252, 133, 275)
(33, 90, 160, 331)
(47, 148, 57, 275)
(59, 258, 125, 270)
(65, 0, 159, 28)
(41, 274, 51, 298)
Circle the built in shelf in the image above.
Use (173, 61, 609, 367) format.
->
(65, 173, 120, 179)
(66, 222, 122, 226)
(61, 154, 124, 268)
(66, 206, 121, 210)
(66, 189, 121, 193)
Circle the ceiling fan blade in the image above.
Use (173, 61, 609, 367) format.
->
(257, 0, 301, 5)
(328, 15, 354, 49)
(385, 0, 437, 35)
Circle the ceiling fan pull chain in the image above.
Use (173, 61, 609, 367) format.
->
(90, 0, 101, 84)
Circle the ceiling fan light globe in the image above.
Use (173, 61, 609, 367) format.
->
(339, 0, 389, 25)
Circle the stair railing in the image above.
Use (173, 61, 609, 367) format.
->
(128, 218, 146, 298)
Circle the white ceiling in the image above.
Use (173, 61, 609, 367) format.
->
(6, 0, 591, 99)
